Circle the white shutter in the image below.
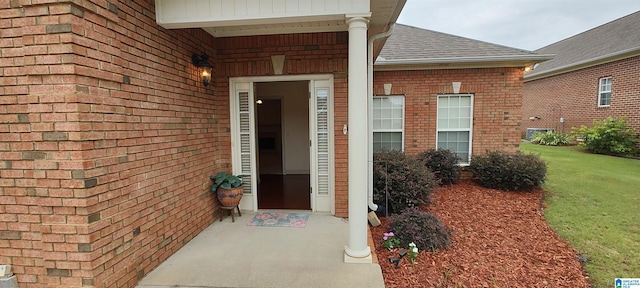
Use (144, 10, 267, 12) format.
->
(310, 78, 333, 213)
(238, 91, 253, 195)
(315, 88, 330, 196)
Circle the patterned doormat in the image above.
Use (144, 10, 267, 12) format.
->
(247, 212, 309, 228)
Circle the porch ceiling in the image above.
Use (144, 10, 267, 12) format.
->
(155, 0, 404, 53)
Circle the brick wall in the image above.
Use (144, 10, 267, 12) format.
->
(374, 68, 525, 156)
(1, 1, 223, 287)
(522, 56, 640, 134)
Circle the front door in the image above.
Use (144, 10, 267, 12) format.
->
(255, 82, 309, 210)
(229, 76, 334, 213)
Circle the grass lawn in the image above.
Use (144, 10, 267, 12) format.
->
(520, 142, 640, 288)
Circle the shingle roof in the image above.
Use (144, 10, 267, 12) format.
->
(526, 10, 640, 79)
(378, 24, 540, 62)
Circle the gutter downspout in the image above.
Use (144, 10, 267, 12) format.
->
(367, 24, 395, 212)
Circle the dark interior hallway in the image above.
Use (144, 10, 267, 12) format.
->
(258, 174, 311, 210)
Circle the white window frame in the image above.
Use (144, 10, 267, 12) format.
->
(372, 95, 405, 152)
(436, 94, 474, 165)
(598, 77, 612, 107)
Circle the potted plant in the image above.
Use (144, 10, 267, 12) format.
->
(210, 172, 245, 207)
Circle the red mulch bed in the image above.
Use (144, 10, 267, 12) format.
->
(371, 180, 591, 287)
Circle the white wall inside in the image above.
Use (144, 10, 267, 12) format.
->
(256, 81, 310, 174)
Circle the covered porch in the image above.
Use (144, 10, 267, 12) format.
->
(154, 0, 406, 264)
(135, 212, 384, 287)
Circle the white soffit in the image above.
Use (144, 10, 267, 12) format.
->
(155, 0, 403, 38)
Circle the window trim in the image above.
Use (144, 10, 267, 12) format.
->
(598, 77, 612, 107)
(372, 95, 405, 152)
(436, 94, 474, 165)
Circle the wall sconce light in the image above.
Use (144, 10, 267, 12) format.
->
(192, 53, 213, 86)
(523, 63, 539, 72)
(256, 99, 263, 104)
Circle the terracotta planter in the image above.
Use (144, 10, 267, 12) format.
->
(217, 186, 243, 207)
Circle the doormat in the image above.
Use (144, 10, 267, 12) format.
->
(247, 212, 309, 228)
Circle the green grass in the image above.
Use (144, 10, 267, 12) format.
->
(520, 142, 640, 288)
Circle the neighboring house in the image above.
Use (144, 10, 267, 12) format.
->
(0, 1, 548, 287)
(522, 10, 640, 137)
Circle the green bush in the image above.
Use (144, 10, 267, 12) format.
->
(373, 150, 438, 214)
(389, 207, 451, 251)
(416, 149, 461, 185)
(469, 150, 547, 191)
(572, 117, 638, 156)
(530, 131, 573, 146)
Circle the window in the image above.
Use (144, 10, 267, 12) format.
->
(437, 94, 473, 164)
(598, 77, 612, 106)
(373, 96, 404, 152)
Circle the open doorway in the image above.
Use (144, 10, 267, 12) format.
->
(255, 81, 311, 210)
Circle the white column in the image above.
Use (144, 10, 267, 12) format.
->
(344, 16, 372, 263)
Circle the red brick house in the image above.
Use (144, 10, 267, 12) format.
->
(0, 1, 548, 287)
(522, 10, 640, 137)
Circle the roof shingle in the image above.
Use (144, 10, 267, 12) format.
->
(527, 10, 640, 78)
(378, 24, 538, 61)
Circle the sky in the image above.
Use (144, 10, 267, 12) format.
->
(397, 0, 640, 51)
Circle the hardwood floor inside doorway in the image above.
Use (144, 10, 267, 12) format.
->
(258, 174, 311, 210)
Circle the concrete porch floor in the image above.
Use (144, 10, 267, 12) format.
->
(136, 211, 385, 288)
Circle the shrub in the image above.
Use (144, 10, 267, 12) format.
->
(530, 131, 573, 146)
(416, 149, 461, 185)
(373, 150, 438, 214)
(469, 150, 547, 191)
(389, 207, 451, 251)
(572, 117, 638, 156)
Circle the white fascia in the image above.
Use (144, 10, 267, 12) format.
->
(375, 54, 555, 71)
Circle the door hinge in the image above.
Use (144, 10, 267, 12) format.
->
(309, 139, 312, 147)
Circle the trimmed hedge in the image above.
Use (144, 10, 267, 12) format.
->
(417, 149, 461, 185)
(389, 207, 451, 251)
(469, 150, 547, 191)
(373, 150, 438, 214)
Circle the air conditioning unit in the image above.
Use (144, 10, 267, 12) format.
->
(525, 128, 553, 141)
